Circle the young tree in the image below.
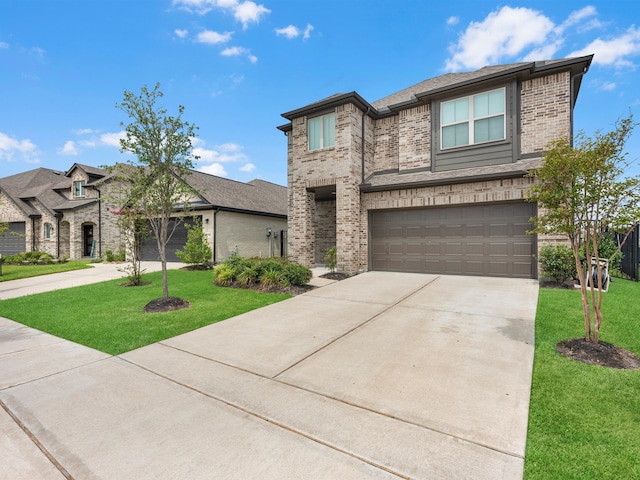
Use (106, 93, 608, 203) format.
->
(176, 217, 212, 268)
(109, 205, 149, 285)
(117, 83, 199, 302)
(527, 114, 640, 343)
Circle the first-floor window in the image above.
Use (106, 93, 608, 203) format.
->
(441, 87, 506, 149)
(308, 112, 335, 151)
(44, 223, 52, 239)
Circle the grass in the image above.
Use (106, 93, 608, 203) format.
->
(0, 269, 291, 355)
(0, 260, 92, 282)
(525, 277, 640, 479)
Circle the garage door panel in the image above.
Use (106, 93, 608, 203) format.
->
(141, 217, 199, 262)
(370, 202, 535, 278)
(0, 222, 26, 255)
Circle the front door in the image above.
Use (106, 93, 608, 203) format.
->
(83, 225, 94, 257)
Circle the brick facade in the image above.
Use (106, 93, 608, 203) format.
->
(283, 58, 591, 275)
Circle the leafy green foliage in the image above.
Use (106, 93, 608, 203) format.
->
(115, 83, 199, 298)
(539, 244, 577, 283)
(213, 256, 312, 289)
(2, 251, 54, 264)
(527, 114, 640, 342)
(323, 246, 337, 272)
(176, 218, 212, 266)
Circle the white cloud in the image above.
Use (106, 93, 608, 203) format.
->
(30, 46, 45, 58)
(234, 1, 270, 29)
(59, 141, 78, 156)
(196, 30, 233, 45)
(173, 0, 270, 29)
(445, 6, 554, 71)
(601, 81, 616, 91)
(446, 16, 459, 26)
(175, 29, 189, 38)
(99, 131, 126, 147)
(0, 131, 39, 164)
(275, 25, 299, 39)
(221, 46, 257, 62)
(569, 26, 640, 68)
(276, 23, 314, 40)
(193, 142, 248, 163)
(199, 163, 228, 176)
(303, 24, 314, 40)
(239, 162, 255, 172)
(0, 41, 8, 48)
(72, 128, 97, 135)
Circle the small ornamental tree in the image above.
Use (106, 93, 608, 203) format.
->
(109, 207, 149, 285)
(116, 83, 199, 304)
(176, 218, 212, 267)
(527, 114, 640, 343)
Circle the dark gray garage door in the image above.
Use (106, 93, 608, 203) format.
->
(370, 202, 535, 278)
(0, 222, 27, 255)
(140, 217, 199, 262)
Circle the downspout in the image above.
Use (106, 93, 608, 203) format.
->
(213, 208, 219, 264)
(569, 65, 589, 147)
(360, 106, 371, 274)
(56, 214, 61, 258)
(96, 188, 102, 258)
(31, 217, 36, 251)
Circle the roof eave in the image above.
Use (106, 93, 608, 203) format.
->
(281, 92, 376, 120)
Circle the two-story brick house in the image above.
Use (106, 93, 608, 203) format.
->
(279, 55, 593, 278)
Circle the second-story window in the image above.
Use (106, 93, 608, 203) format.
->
(308, 112, 335, 151)
(441, 87, 505, 149)
(74, 181, 86, 197)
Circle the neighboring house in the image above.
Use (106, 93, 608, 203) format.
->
(278, 55, 593, 278)
(0, 163, 287, 262)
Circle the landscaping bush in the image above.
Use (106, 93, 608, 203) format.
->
(213, 256, 312, 289)
(176, 219, 212, 267)
(3, 251, 54, 265)
(539, 244, 577, 283)
(323, 246, 337, 273)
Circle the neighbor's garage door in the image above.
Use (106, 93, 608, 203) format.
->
(370, 202, 535, 278)
(140, 217, 199, 262)
(0, 222, 26, 255)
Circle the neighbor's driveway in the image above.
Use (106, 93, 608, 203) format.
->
(0, 272, 538, 479)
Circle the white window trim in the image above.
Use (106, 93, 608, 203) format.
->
(74, 181, 86, 198)
(308, 112, 336, 151)
(440, 87, 506, 150)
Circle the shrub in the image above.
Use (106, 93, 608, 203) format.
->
(213, 264, 235, 286)
(323, 246, 337, 273)
(282, 262, 313, 286)
(213, 255, 312, 289)
(176, 219, 212, 266)
(539, 244, 577, 283)
(105, 249, 115, 262)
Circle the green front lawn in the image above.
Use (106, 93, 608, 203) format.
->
(0, 260, 92, 282)
(0, 269, 291, 355)
(525, 278, 640, 479)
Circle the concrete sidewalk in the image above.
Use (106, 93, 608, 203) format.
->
(0, 261, 186, 300)
(0, 271, 538, 479)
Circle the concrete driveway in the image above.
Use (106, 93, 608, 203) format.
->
(0, 271, 538, 479)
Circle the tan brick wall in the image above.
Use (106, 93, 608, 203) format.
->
(398, 104, 431, 171)
(521, 72, 571, 154)
(373, 116, 398, 172)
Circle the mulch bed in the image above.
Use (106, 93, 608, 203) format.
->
(320, 272, 352, 281)
(143, 297, 192, 313)
(557, 338, 640, 370)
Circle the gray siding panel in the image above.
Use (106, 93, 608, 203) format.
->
(0, 222, 27, 255)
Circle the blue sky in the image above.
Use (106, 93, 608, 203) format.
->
(1, 0, 640, 186)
